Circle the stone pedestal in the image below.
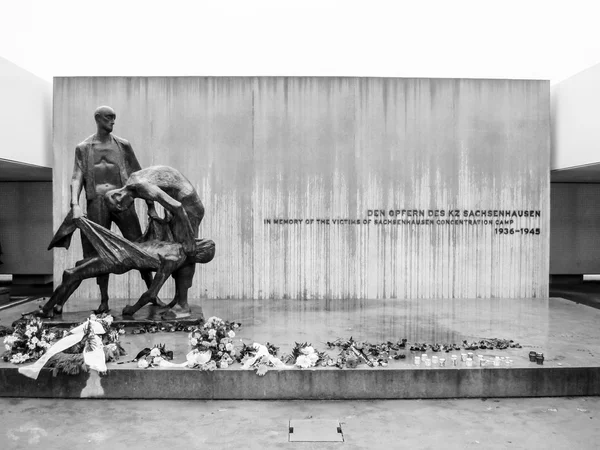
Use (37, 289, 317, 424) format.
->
(14, 304, 204, 329)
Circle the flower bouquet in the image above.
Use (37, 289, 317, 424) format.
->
(135, 344, 174, 368)
(3, 317, 57, 364)
(239, 342, 287, 376)
(187, 316, 240, 369)
(281, 342, 327, 369)
(14, 313, 126, 379)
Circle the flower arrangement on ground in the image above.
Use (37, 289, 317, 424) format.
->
(281, 342, 327, 369)
(187, 316, 240, 369)
(3, 317, 57, 364)
(12, 313, 126, 379)
(135, 344, 173, 368)
(239, 342, 286, 376)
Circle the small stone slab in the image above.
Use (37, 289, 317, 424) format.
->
(14, 304, 204, 328)
(288, 420, 344, 442)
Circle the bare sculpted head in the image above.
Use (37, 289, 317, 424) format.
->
(106, 188, 134, 212)
(94, 106, 116, 134)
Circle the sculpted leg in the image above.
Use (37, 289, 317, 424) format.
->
(95, 274, 110, 314)
(85, 197, 113, 313)
(123, 255, 178, 317)
(115, 206, 166, 307)
(162, 264, 195, 320)
(41, 257, 111, 317)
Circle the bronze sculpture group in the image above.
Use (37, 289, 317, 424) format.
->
(40, 106, 214, 319)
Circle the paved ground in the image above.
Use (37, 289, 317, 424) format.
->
(0, 397, 599, 449)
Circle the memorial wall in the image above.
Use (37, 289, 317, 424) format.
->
(53, 77, 550, 308)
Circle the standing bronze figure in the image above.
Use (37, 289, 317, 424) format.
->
(49, 106, 157, 315)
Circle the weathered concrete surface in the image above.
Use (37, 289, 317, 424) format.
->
(1, 397, 599, 449)
(2, 365, 600, 400)
(53, 77, 549, 309)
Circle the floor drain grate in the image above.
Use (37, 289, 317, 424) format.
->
(288, 419, 344, 442)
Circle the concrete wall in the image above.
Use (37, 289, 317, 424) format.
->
(0, 182, 53, 274)
(550, 183, 600, 274)
(0, 57, 52, 168)
(53, 77, 550, 309)
(551, 62, 600, 170)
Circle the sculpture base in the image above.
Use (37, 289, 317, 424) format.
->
(13, 304, 204, 328)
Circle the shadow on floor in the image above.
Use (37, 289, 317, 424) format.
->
(550, 281, 600, 310)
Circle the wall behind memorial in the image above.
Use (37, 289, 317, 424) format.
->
(0, 57, 52, 167)
(53, 77, 550, 309)
(551, 62, 600, 170)
(550, 183, 600, 274)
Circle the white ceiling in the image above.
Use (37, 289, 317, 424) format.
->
(2, 0, 600, 84)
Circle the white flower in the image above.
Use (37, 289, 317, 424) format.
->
(103, 315, 113, 326)
(28, 342, 36, 350)
(190, 337, 198, 346)
(10, 353, 29, 364)
(153, 356, 164, 365)
(301, 346, 315, 355)
(25, 329, 33, 338)
(150, 348, 161, 357)
(208, 329, 217, 339)
(186, 350, 211, 367)
(220, 361, 229, 369)
(307, 352, 319, 364)
(90, 314, 97, 321)
(205, 316, 224, 327)
(137, 359, 149, 369)
(225, 343, 234, 352)
(47, 332, 56, 341)
(228, 330, 235, 338)
(30, 337, 39, 345)
(295, 355, 313, 368)
(5, 344, 11, 351)
(210, 340, 217, 347)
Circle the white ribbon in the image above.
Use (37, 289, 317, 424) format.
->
(18, 319, 107, 380)
(151, 350, 211, 368)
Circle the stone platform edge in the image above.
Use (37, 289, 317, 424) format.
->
(1, 366, 599, 399)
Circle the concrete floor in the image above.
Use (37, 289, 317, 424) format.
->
(4, 295, 600, 370)
(0, 397, 599, 449)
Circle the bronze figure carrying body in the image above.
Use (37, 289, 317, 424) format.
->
(106, 165, 205, 319)
(43, 165, 210, 319)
